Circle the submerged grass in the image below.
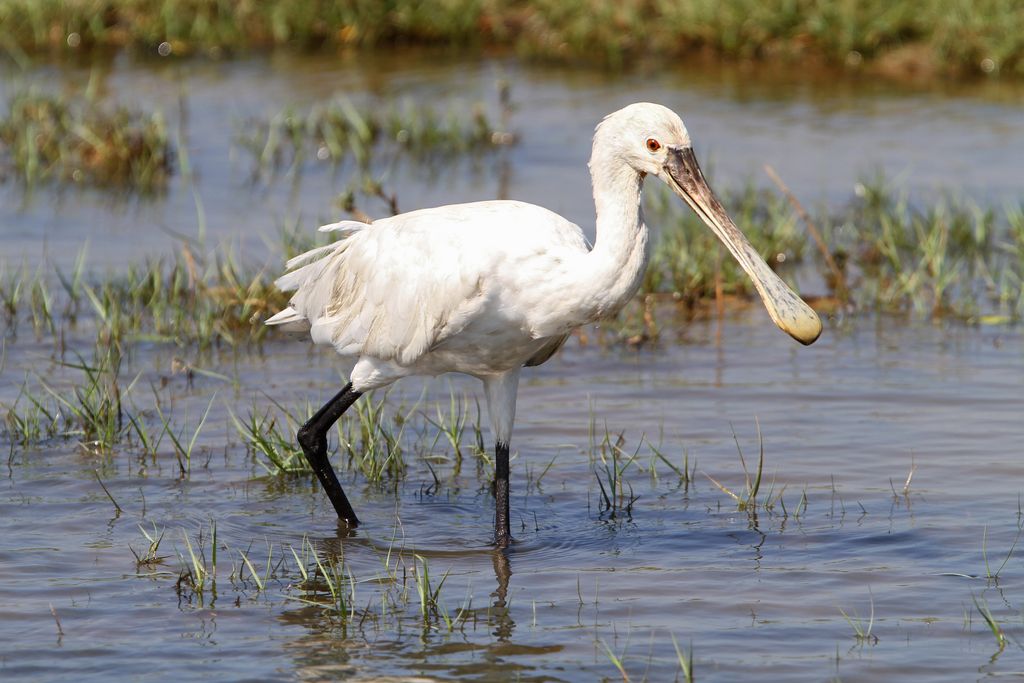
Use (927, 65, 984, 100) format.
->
(1, 1, 1022, 78)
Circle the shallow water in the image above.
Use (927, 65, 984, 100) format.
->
(2, 51, 1024, 681)
(2, 316, 1024, 681)
(2, 51, 1023, 269)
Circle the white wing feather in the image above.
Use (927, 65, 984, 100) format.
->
(268, 201, 589, 366)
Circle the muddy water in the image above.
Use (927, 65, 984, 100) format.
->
(2, 52, 1024, 681)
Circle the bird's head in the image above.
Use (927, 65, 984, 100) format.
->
(592, 102, 691, 177)
(596, 102, 822, 345)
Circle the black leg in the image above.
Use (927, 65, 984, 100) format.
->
(494, 441, 512, 547)
(296, 382, 362, 525)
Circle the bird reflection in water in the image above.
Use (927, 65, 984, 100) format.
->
(278, 526, 574, 680)
(490, 548, 514, 641)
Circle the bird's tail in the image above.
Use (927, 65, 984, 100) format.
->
(265, 219, 369, 331)
(264, 305, 310, 332)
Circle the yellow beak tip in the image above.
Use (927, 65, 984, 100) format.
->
(786, 316, 823, 346)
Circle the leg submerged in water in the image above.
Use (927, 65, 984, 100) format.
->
(494, 440, 512, 547)
(296, 382, 362, 525)
(484, 371, 520, 548)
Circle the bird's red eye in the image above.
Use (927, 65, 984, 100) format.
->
(646, 138, 661, 152)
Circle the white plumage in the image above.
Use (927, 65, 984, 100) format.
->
(269, 201, 594, 378)
(267, 102, 821, 545)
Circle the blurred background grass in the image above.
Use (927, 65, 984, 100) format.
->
(0, 0, 1021, 78)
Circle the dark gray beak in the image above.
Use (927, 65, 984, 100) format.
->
(663, 146, 822, 345)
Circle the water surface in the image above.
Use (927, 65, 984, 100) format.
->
(2, 51, 1023, 269)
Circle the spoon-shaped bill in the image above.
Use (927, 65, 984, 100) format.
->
(663, 146, 822, 345)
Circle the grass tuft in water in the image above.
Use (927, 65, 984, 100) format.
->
(237, 540, 276, 593)
(839, 591, 878, 645)
(86, 246, 286, 349)
(413, 553, 452, 627)
(617, 175, 1024, 339)
(823, 177, 1024, 321)
(38, 347, 129, 453)
(2, 380, 62, 445)
(130, 523, 168, 569)
(0, 90, 172, 191)
(981, 524, 1023, 583)
(2, 179, 1021, 367)
(155, 391, 216, 477)
(176, 521, 217, 600)
(590, 425, 641, 518)
(239, 97, 513, 184)
(599, 637, 632, 682)
(671, 633, 695, 683)
(230, 403, 308, 474)
(972, 593, 1008, 653)
(423, 388, 486, 477)
(290, 537, 358, 627)
(0, 234, 284, 354)
(704, 421, 767, 513)
(338, 392, 410, 485)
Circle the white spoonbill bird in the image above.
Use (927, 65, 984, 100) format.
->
(267, 102, 821, 547)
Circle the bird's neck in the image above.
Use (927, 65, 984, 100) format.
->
(584, 157, 650, 319)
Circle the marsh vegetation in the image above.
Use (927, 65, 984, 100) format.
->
(2, 11, 1024, 681)
(1, 0, 1022, 78)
